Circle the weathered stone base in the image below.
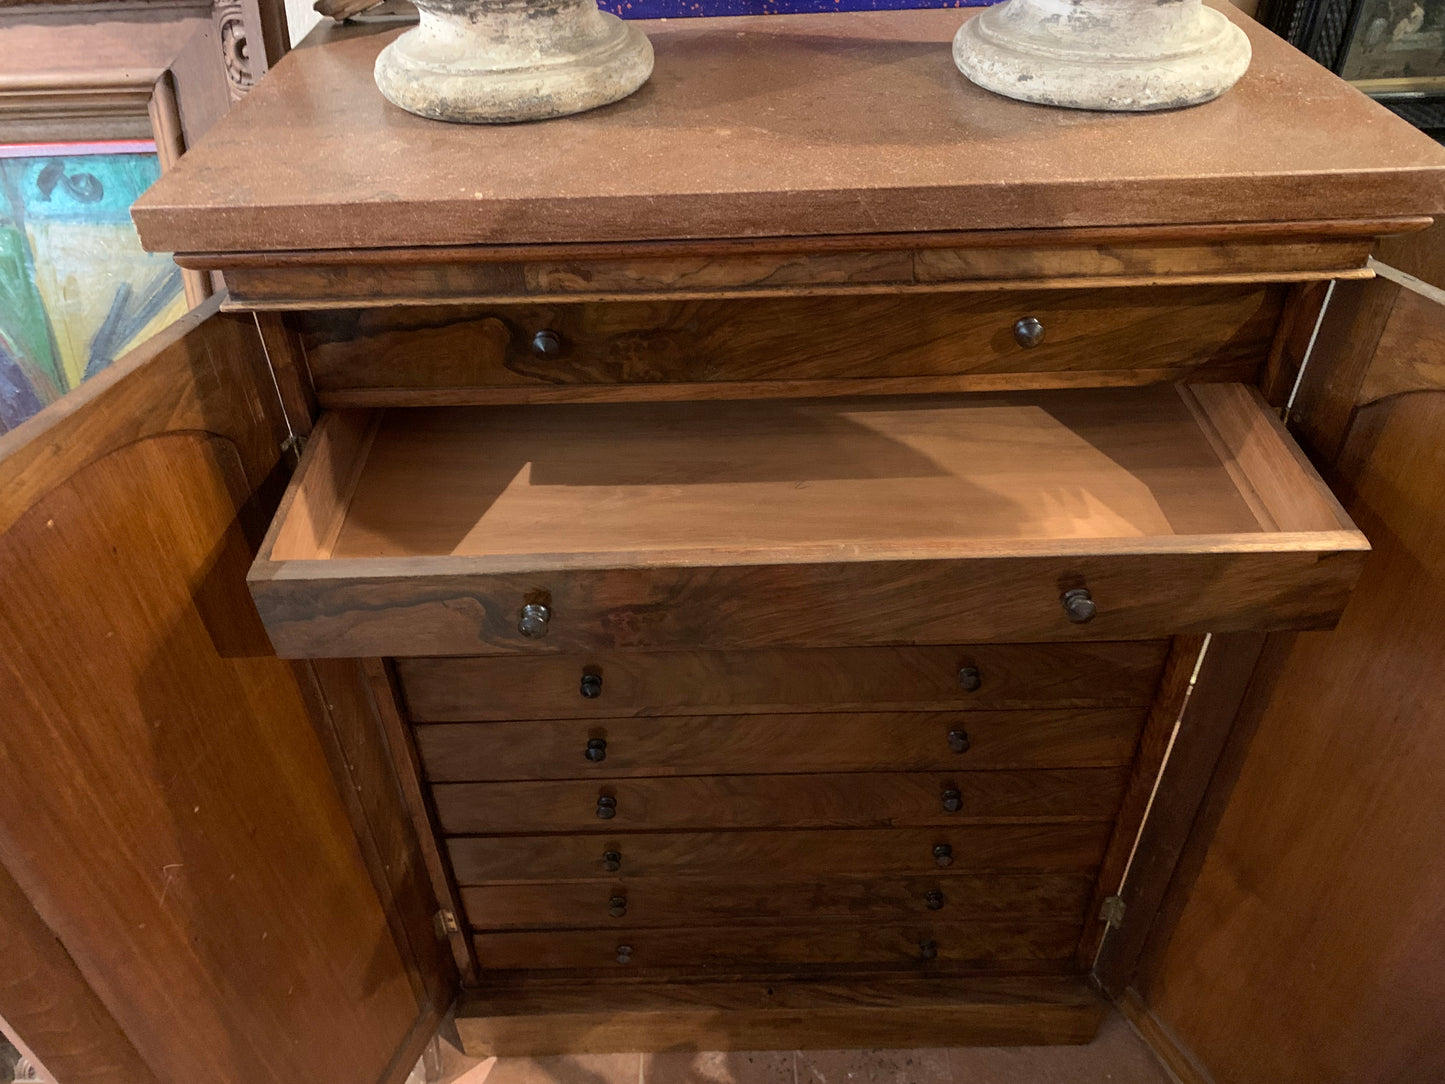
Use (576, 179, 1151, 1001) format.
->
(375, 0, 653, 124)
(953, 0, 1251, 112)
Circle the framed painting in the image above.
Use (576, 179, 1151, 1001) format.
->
(0, 0, 290, 431)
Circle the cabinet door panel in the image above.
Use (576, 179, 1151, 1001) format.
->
(0, 300, 447, 1084)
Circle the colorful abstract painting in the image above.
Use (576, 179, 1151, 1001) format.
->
(0, 142, 186, 434)
(599, 0, 991, 16)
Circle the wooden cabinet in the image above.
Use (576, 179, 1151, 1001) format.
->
(3, 6, 1445, 1082)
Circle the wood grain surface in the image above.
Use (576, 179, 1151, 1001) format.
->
(0, 300, 435, 1084)
(413, 709, 1148, 782)
(1138, 285, 1445, 1083)
(432, 768, 1129, 834)
(297, 285, 1280, 402)
(471, 920, 1085, 971)
(130, 8, 1445, 254)
(459, 872, 1095, 930)
(453, 976, 1106, 1054)
(249, 385, 1366, 656)
(396, 642, 1168, 721)
(447, 824, 1111, 884)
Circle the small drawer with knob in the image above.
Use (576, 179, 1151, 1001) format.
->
(414, 708, 1148, 783)
(446, 823, 1110, 885)
(430, 767, 1129, 834)
(296, 285, 1283, 407)
(458, 872, 1094, 930)
(248, 384, 1365, 659)
(467, 919, 1087, 972)
(396, 641, 1167, 722)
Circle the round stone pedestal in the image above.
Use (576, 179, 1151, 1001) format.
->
(953, 0, 1251, 112)
(375, 0, 653, 124)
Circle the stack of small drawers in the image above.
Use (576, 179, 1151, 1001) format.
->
(396, 641, 1167, 976)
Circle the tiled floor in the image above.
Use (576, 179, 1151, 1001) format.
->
(434, 1009, 1177, 1084)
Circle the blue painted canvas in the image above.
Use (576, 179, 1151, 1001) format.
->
(0, 144, 186, 434)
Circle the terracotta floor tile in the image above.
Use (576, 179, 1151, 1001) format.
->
(643, 1050, 795, 1084)
(796, 1048, 952, 1084)
(947, 1012, 1175, 1084)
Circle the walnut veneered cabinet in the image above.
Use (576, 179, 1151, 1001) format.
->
(3, 7, 1444, 1083)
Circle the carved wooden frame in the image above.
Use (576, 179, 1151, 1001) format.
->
(0, 0, 291, 305)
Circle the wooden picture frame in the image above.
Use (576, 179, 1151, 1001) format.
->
(0, 0, 290, 305)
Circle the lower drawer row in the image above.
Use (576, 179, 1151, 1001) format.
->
(447, 824, 1111, 884)
(432, 767, 1128, 833)
(471, 919, 1086, 972)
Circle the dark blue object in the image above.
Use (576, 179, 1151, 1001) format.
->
(601, 0, 992, 18)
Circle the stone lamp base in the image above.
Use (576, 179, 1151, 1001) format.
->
(375, 0, 653, 124)
(953, 0, 1251, 112)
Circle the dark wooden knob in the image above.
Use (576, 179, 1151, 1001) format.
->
(1061, 587, 1097, 624)
(957, 665, 981, 692)
(941, 788, 962, 813)
(517, 602, 550, 638)
(615, 944, 633, 964)
(595, 795, 617, 819)
(531, 329, 564, 358)
(933, 843, 954, 868)
(919, 939, 939, 961)
(608, 895, 627, 918)
(947, 729, 971, 754)
(924, 889, 945, 911)
(602, 850, 622, 872)
(580, 672, 603, 699)
(584, 737, 607, 762)
(1013, 316, 1045, 348)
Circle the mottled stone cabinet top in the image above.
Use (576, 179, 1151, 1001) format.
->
(132, 5, 1445, 255)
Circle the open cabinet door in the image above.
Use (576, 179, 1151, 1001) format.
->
(0, 297, 453, 1084)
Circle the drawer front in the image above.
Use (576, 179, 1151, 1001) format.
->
(415, 709, 1147, 782)
(299, 285, 1280, 405)
(397, 642, 1167, 721)
(461, 872, 1095, 930)
(251, 386, 1366, 659)
(447, 824, 1111, 884)
(471, 920, 1083, 972)
(252, 550, 1363, 658)
(432, 768, 1129, 834)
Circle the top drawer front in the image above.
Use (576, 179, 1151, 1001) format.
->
(299, 285, 1281, 406)
(396, 643, 1167, 722)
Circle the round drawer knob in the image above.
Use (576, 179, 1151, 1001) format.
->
(602, 850, 622, 872)
(615, 944, 633, 964)
(947, 728, 971, 755)
(924, 889, 946, 911)
(608, 895, 627, 918)
(1061, 587, 1097, 624)
(1013, 316, 1045, 348)
(919, 939, 939, 961)
(584, 737, 608, 763)
(957, 665, 981, 692)
(532, 329, 564, 358)
(932, 843, 954, 868)
(517, 602, 551, 638)
(941, 788, 963, 813)
(580, 672, 603, 699)
(596, 795, 617, 819)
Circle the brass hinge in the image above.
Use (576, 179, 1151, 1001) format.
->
(433, 909, 460, 939)
(1100, 895, 1126, 930)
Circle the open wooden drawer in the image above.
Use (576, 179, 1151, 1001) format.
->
(248, 384, 1367, 658)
